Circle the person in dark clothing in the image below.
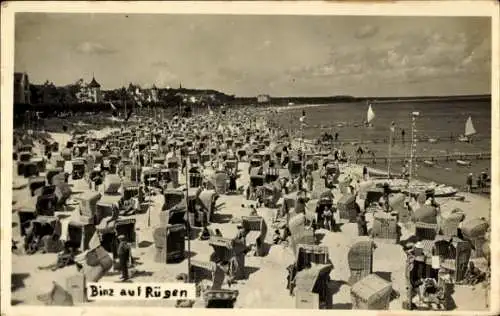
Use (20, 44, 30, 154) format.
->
(91, 171, 103, 191)
(229, 172, 237, 192)
(199, 226, 211, 240)
(249, 204, 258, 216)
(401, 129, 405, 143)
(117, 235, 131, 281)
(282, 152, 289, 167)
(481, 169, 489, 182)
(382, 182, 391, 212)
(52, 217, 62, 242)
(272, 229, 281, 244)
(322, 205, 333, 231)
(246, 185, 251, 200)
(181, 158, 187, 174)
(334, 132, 339, 142)
(235, 225, 248, 245)
(466, 173, 473, 192)
(357, 211, 368, 236)
(362, 165, 368, 180)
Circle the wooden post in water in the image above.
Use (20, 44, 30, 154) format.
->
(388, 122, 394, 178)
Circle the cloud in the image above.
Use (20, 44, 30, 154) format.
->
(215, 67, 248, 82)
(75, 42, 116, 55)
(256, 40, 272, 51)
(354, 25, 379, 39)
(291, 27, 490, 89)
(151, 61, 170, 67)
(154, 69, 178, 87)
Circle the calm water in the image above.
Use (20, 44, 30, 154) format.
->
(277, 100, 491, 147)
(275, 100, 492, 189)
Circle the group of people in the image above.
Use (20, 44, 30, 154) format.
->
(466, 169, 490, 193)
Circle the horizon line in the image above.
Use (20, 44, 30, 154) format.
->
(23, 79, 491, 100)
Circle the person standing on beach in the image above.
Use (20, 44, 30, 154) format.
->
(117, 235, 131, 281)
(481, 169, 489, 184)
(356, 211, 368, 236)
(306, 171, 313, 192)
(466, 173, 474, 192)
(282, 149, 289, 167)
(362, 165, 368, 180)
(401, 129, 405, 144)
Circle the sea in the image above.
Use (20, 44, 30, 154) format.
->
(29, 99, 492, 191)
(274, 100, 492, 190)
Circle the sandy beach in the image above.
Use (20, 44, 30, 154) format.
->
(11, 127, 490, 309)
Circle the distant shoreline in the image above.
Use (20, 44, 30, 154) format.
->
(264, 95, 491, 112)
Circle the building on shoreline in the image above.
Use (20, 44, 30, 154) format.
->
(257, 94, 271, 104)
(75, 76, 103, 103)
(14, 72, 31, 104)
(88, 76, 102, 103)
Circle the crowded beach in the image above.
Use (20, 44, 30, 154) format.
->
(11, 105, 491, 310)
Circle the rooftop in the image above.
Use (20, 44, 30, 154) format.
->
(88, 76, 101, 88)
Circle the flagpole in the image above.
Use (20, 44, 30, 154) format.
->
(185, 156, 192, 283)
(387, 123, 393, 178)
(408, 112, 419, 198)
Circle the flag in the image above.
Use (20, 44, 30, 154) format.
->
(390, 121, 396, 133)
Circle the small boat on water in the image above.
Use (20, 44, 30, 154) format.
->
(423, 160, 435, 167)
(458, 116, 476, 142)
(366, 103, 375, 128)
(428, 138, 438, 143)
(456, 160, 472, 167)
(367, 167, 402, 178)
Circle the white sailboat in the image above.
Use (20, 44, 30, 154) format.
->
(366, 103, 375, 127)
(458, 116, 476, 142)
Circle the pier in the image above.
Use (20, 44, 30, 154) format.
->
(354, 151, 491, 164)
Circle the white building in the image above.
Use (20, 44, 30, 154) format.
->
(257, 94, 271, 103)
(87, 76, 102, 103)
(76, 76, 103, 103)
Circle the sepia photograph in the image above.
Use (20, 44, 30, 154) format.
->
(2, 1, 498, 313)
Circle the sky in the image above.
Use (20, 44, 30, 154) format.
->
(14, 13, 491, 97)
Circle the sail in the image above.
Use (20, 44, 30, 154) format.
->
(367, 104, 375, 123)
(465, 116, 476, 137)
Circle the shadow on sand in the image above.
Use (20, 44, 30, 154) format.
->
(374, 271, 392, 283)
(11, 273, 30, 292)
(138, 240, 153, 248)
(328, 279, 348, 297)
(211, 213, 233, 224)
(242, 266, 260, 280)
(330, 303, 353, 309)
